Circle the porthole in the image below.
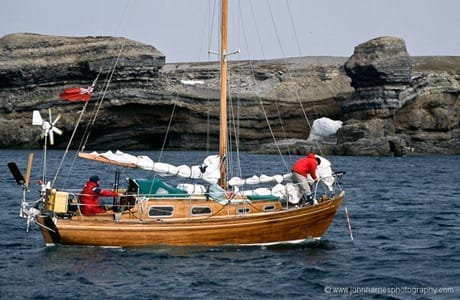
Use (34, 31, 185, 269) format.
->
(264, 205, 275, 212)
(149, 206, 174, 217)
(237, 207, 250, 215)
(191, 206, 212, 215)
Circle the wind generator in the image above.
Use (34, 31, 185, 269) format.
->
(32, 108, 63, 185)
(4, 108, 65, 231)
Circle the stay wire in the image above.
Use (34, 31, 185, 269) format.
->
(158, 102, 177, 164)
(52, 74, 100, 188)
(267, 0, 323, 157)
(58, 38, 127, 189)
(55, 0, 137, 188)
(285, 0, 303, 56)
(78, 0, 135, 154)
(248, 0, 266, 59)
(236, 1, 291, 173)
(80, 38, 127, 153)
(235, 1, 292, 173)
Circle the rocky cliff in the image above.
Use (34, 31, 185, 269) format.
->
(339, 37, 460, 155)
(0, 33, 459, 155)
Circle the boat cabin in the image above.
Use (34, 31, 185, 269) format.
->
(44, 178, 284, 222)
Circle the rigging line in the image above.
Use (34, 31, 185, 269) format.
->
(227, 82, 241, 180)
(75, 69, 112, 154)
(227, 4, 247, 180)
(74, 71, 111, 153)
(267, 1, 323, 156)
(224, 28, 236, 176)
(274, 100, 292, 157)
(81, 38, 128, 151)
(53, 75, 101, 188)
(240, 32, 291, 173)
(207, 0, 218, 56)
(287, 0, 326, 152)
(205, 69, 211, 153)
(203, 0, 218, 153)
(248, 0, 265, 59)
(53, 102, 89, 188)
(244, 1, 291, 158)
(158, 102, 177, 164)
(248, 2, 291, 156)
(235, 1, 292, 178)
(172, 61, 192, 163)
(225, 75, 235, 182)
(78, 0, 134, 153)
(205, 4, 214, 153)
(285, 0, 302, 56)
(267, 0, 286, 59)
(60, 80, 108, 189)
(206, 81, 211, 153)
(236, 1, 253, 59)
(197, 0, 215, 62)
(244, 7, 291, 159)
(258, 95, 291, 173)
(231, 80, 243, 179)
(236, 1, 290, 172)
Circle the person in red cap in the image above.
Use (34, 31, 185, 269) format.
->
(79, 175, 121, 215)
(291, 153, 321, 205)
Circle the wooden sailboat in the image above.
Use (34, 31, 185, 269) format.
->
(10, 0, 345, 247)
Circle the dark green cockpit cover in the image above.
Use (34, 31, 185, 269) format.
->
(131, 178, 188, 197)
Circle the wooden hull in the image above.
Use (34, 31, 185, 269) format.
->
(37, 193, 343, 247)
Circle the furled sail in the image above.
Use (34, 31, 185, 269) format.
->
(79, 151, 336, 196)
(79, 150, 221, 184)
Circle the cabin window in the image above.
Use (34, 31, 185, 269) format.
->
(264, 205, 276, 212)
(237, 208, 250, 215)
(191, 206, 212, 215)
(149, 206, 174, 217)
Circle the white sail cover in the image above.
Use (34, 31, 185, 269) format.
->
(83, 151, 335, 200)
(316, 154, 335, 192)
(227, 155, 333, 188)
(87, 150, 221, 184)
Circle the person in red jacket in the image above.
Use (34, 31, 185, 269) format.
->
(79, 175, 121, 215)
(291, 153, 321, 205)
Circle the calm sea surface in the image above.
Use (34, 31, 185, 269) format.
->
(1, 150, 458, 299)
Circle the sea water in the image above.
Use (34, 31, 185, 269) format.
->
(0, 150, 458, 299)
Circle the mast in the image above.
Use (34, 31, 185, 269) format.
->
(218, 0, 228, 188)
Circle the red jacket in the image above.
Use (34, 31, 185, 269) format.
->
(291, 153, 318, 179)
(79, 180, 118, 215)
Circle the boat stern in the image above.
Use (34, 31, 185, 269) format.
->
(37, 214, 61, 246)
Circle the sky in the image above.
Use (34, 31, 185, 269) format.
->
(1, 0, 459, 63)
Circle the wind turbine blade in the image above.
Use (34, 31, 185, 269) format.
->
(52, 114, 61, 126)
(32, 111, 43, 125)
(52, 127, 63, 135)
(49, 130, 54, 145)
